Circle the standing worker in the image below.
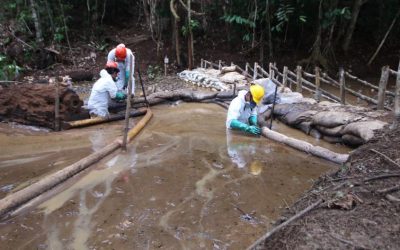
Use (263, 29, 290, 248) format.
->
(226, 84, 265, 136)
(107, 43, 135, 96)
(87, 61, 126, 118)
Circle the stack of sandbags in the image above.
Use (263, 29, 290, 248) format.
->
(271, 102, 388, 146)
(177, 68, 229, 91)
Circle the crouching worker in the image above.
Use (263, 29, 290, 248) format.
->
(226, 84, 265, 136)
(87, 61, 127, 118)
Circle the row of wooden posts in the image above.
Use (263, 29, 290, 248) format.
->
(200, 58, 400, 116)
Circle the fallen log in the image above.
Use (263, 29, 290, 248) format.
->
(0, 109, 153, 219)
(62, 108, 147, 129)
(261, 127, 349, 164)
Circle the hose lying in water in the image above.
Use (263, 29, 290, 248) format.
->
(62, 108, 147, 129)
(0, 108, 153, 220)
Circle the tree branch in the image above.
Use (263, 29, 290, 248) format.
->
(178, 0, 205, 15)
(170, 0, 180, 20)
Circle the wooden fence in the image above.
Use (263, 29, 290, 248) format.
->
(200, 58, 400, 113)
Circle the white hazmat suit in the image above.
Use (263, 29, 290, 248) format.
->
(107, 48, 135, 94)
(226, 90, 258, 128)
(87, 69, 118, 118)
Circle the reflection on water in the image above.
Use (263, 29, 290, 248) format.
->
(0, 103, 340, 250)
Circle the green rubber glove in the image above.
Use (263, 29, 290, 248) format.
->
(230, 119, 261, 136)
(249, 115, 258, 126)
(115, 91, 127, 101)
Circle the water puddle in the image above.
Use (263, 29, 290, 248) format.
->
(0, 103, 341, 249)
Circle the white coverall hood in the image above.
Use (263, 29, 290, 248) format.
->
(87, 69, 118, 118)
(226, 90, 258, 128)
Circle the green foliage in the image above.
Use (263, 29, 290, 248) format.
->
(0, 55, 23, 81)
(221, 14, 255, 28)
(182, 19, 200, 37)
(146, 65, 162, 80)
(272, 3, 307, 33)
(322, 7, 351, 29)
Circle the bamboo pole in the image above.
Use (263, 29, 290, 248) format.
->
(377, 65, 390, 110)
(122, 54, 134, 150)
(394, 59, 400, 128)
(296, 66, 302, 93)
(54, 79, 60, 131)
(282, 66, 288, 91)
(253, 62, 258, 80)
(315, 67, 321, 102)
(339, 68, 346, 104)
(200, 58, 204, 68)
(245, 63, 249, 75)
(261, 127, 349, 164)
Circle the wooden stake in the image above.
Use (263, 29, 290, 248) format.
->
(245, 63, 249, 75)
(200, 58, 204, 68)
(394, 59, 400, 127)
(315, 66, 321, 102)
(269, 62, 274, 80)
(377, 65, 390, 110)
(282, 66, 288, 91)
(296, 66, 302, 93)
(54, 79, 60, 131)
(122, 54, 134, 151)
(339, 67, 346, 104)
(253, 62, 258, 80)
(218, 60, 222, 70)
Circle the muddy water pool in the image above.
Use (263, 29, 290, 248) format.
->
(0, 103, 343, 249)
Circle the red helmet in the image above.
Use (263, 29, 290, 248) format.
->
(105, 61, 118, 70)
(115, 44, 127, 60)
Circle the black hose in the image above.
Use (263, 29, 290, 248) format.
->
(135, 54, 149, 107)
(269, 85, 278, 130)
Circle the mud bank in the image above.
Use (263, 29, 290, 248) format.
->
(256, 125, 400, 250)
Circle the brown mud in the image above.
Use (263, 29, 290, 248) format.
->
(0, 103, 338, 249)
(260, 125, 400, 249)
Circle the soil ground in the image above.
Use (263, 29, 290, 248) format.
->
(260, 125, 400, 249)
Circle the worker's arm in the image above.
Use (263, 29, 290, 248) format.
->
(248, 106, 258, 126)
(227, 99, 260, 135)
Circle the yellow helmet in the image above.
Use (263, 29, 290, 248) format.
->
(250, 84, 265, 105)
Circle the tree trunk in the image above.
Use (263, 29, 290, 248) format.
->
(142, 0, 151, 29)
(170, 0, 182, 65)
(251, 0, 257, 48)
(265, 0, 273, 60)
(342, 0, 367, 52)
(187, 0, 193, 69)
(29, 0, 43, 46)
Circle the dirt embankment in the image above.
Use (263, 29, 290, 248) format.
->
(258, 125, 400, 249)
(0, 84, 83, 129)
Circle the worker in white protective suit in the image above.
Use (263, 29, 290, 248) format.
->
(226, 84, 265, 136)
(87, 61, 127, 118)
(107, 43, 135, 95)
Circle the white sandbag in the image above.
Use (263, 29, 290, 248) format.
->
(205, 69, 221, 77)
(279, 92, 304, 104)
(221, 65, 237, 74)
(342, 120, 387, 142)
(316, 125, 344, 137)
(312, 111, 363, 128)
(219, 72, 246, 83)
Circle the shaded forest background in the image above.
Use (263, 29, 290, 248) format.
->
(0, 0, 399, 80)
